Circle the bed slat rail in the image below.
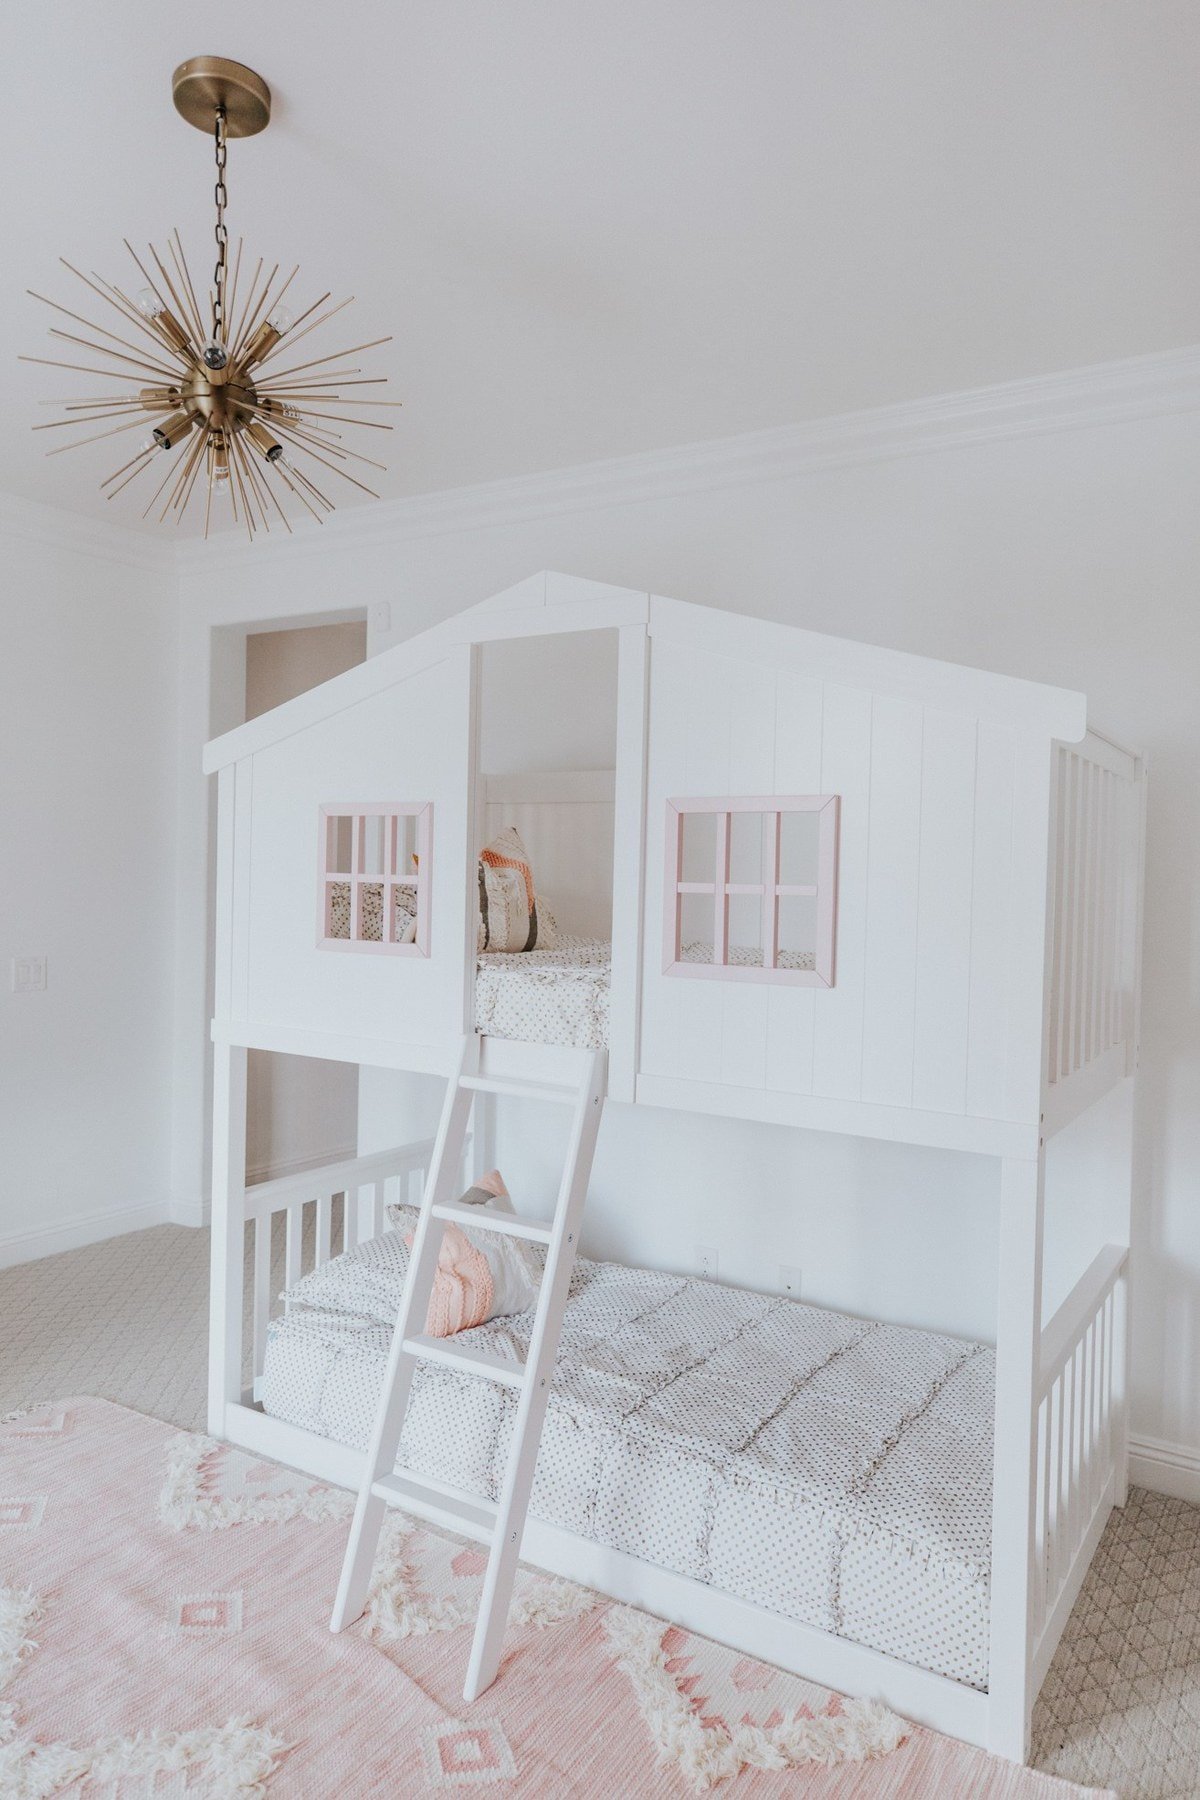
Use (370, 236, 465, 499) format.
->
(1045, 734, 1142, 1130)
(242, 1138, 435, 1398)
(1031, 1243, 1128, 1682)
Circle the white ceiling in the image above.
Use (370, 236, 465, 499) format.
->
(5, 1, 1198, 536)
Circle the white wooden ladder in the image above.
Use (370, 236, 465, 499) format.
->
(329, 1034, 607, 1702)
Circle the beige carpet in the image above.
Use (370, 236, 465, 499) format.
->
(0, 1222, 1194, 1797)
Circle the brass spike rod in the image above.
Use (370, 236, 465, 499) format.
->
(28, 290, 184, 377)
(158, 428, 208, 523)
(34, 408, 146, 430)
(105, 444, 162, 499)
(226, 255, 264, 363)
(141, 438, 191, 518)
(225, 438, 257, 540)
(270, 454, 326, 524)
(253, 293, 349, 366)
(283, 456, 335, 512)
(58, 259, 188, 364)
(234, 263, 298, 364)
(39, 396, 144, 406)
(170, 230, 206, 346)
(46, 327, 181, 382)
(259, 378, 388, 393)
(172, 430, 210, 520)
(46, 413, 150, 456)
(260, 336, 393, 384)
(122, 241, 196, 354)
(273, 424, 381, 499)
(20, 353, 178, 381)
(231, 260, 279, 365)
(243, 446, 293, 534)
(235, 437, 280, 533)
(276, 407, 394, 431)
(204, 450, 215, 539)
(270, 414, 388, 472)
(149, 242, 206, 351)
(158, 234, 206, 349)
(103, 276, 199, 367)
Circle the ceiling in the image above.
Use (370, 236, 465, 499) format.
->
(5, 1, 1198, 536)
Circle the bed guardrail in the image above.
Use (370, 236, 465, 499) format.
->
(242, 1139, 435, 1399)
(1031, 1241, 1128, 1683)
(1045, 734, 1143, 1133)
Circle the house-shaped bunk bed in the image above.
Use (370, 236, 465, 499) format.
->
(203, 571, 1145, 1763)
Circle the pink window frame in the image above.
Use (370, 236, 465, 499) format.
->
(663, 795, 840, 987)
(317, 802, 433, 957)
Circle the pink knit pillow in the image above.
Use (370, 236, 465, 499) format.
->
(395, 1170, 541, 1337)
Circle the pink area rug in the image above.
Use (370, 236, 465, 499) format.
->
(0, 1398, 1113, 1796)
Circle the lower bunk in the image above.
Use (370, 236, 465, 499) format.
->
(215, 1132, 1128, 1758)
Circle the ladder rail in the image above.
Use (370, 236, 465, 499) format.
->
(329, 1034, 480, 1632)
(330, 1032, 607, 1709)
(463, 1046, 606, 1701)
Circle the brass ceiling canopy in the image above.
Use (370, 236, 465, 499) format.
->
(172, 56, 271, 138)
(23, 57, 396, 538)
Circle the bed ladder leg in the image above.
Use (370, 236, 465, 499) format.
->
(330, 1035, 607, 1710)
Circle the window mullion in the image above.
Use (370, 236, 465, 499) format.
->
(762, 811, 780, 970)
(714, 812, 730, 965)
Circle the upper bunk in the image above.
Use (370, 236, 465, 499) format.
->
(203, 572, 1145, 1160)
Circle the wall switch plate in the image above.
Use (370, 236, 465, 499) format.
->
(696, 1245, 719, 1280)
(779, 1264, 802, 1300)
(11, 956, 47, 993)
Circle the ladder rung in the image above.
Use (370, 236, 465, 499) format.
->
(403, 1332, 526, 1387)
(431, 1199, 552, 1245)
(460, 1074, 578, 1105)
(371, 1472, 496, 1543)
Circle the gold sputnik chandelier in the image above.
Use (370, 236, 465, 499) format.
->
(24, 56, 395, 538)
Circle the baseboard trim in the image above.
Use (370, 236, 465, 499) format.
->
(0, 1199, 171, 1271)
(1129, 1434, 1200, 1504)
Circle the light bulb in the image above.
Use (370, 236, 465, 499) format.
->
(135, 287, 163, 321)
(202, 338, 228, 372)
(212, 463, 231, 488)
(267, 303, 294, 335)
(137, 436, 160, 456)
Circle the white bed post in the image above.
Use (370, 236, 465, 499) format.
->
(986, 1149, 1045, 1763)
(208, 1042, 248, 1436)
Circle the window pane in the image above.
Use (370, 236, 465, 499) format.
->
(390, 881, 419, 943)
(780, 808, 820, 886)
(328, 815, 354, 874)
(679, 809, 717, 883)
(360, 815, 386, 876)
(777, 893, 817, 969)
(679, 889, 715, 961)
(728, 810, 763, 885)
(727, 892, 763, 966)
(358, 881, 385, 941)
(327, 881, 351, 938)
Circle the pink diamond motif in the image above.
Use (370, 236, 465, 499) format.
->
(451, 1547, 488, 1579)
(172, 1592, 243, 1634)
(731, 1656, 773, 1692)
(422, 1719, 517, 1786)
(3, 1407, 72, 1437)
(0, 1497, 46, 1529)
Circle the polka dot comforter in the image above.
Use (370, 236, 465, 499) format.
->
(262, 1256, 994, 1689)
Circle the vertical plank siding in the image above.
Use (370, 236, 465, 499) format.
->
(1045, 739, 1141, 1091)
(643, 639, 1028, 1124)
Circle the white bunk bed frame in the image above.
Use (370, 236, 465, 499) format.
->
(203, 572, 1146, 1764)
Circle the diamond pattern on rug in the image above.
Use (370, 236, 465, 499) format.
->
(421, 1719, 518, 1786)
(1031, 1486, 1200, 1799)
(171, 1592, 244, 1634)
(0, 1496, 46, 1529)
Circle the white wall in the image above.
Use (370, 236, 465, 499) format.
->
(172, 385, 1200, 1477)
(243, 622, 365, 1181)
(0, 503, 176, 1265)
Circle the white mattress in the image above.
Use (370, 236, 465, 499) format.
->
(475, 935, 610, 1049)
(262, 1256, 994, 1688)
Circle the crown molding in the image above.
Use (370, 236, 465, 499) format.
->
(175, 341, 1200, 576)
(0, 491, 176, 577)
(9, 341, 1200, 582)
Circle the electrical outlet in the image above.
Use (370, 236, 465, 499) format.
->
(696, 1245, 719, 1280)
(11, 956, 47, 994)
(779, 1264, 802, 1300)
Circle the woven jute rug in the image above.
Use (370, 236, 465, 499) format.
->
(0, 1398, 1113, 1796)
